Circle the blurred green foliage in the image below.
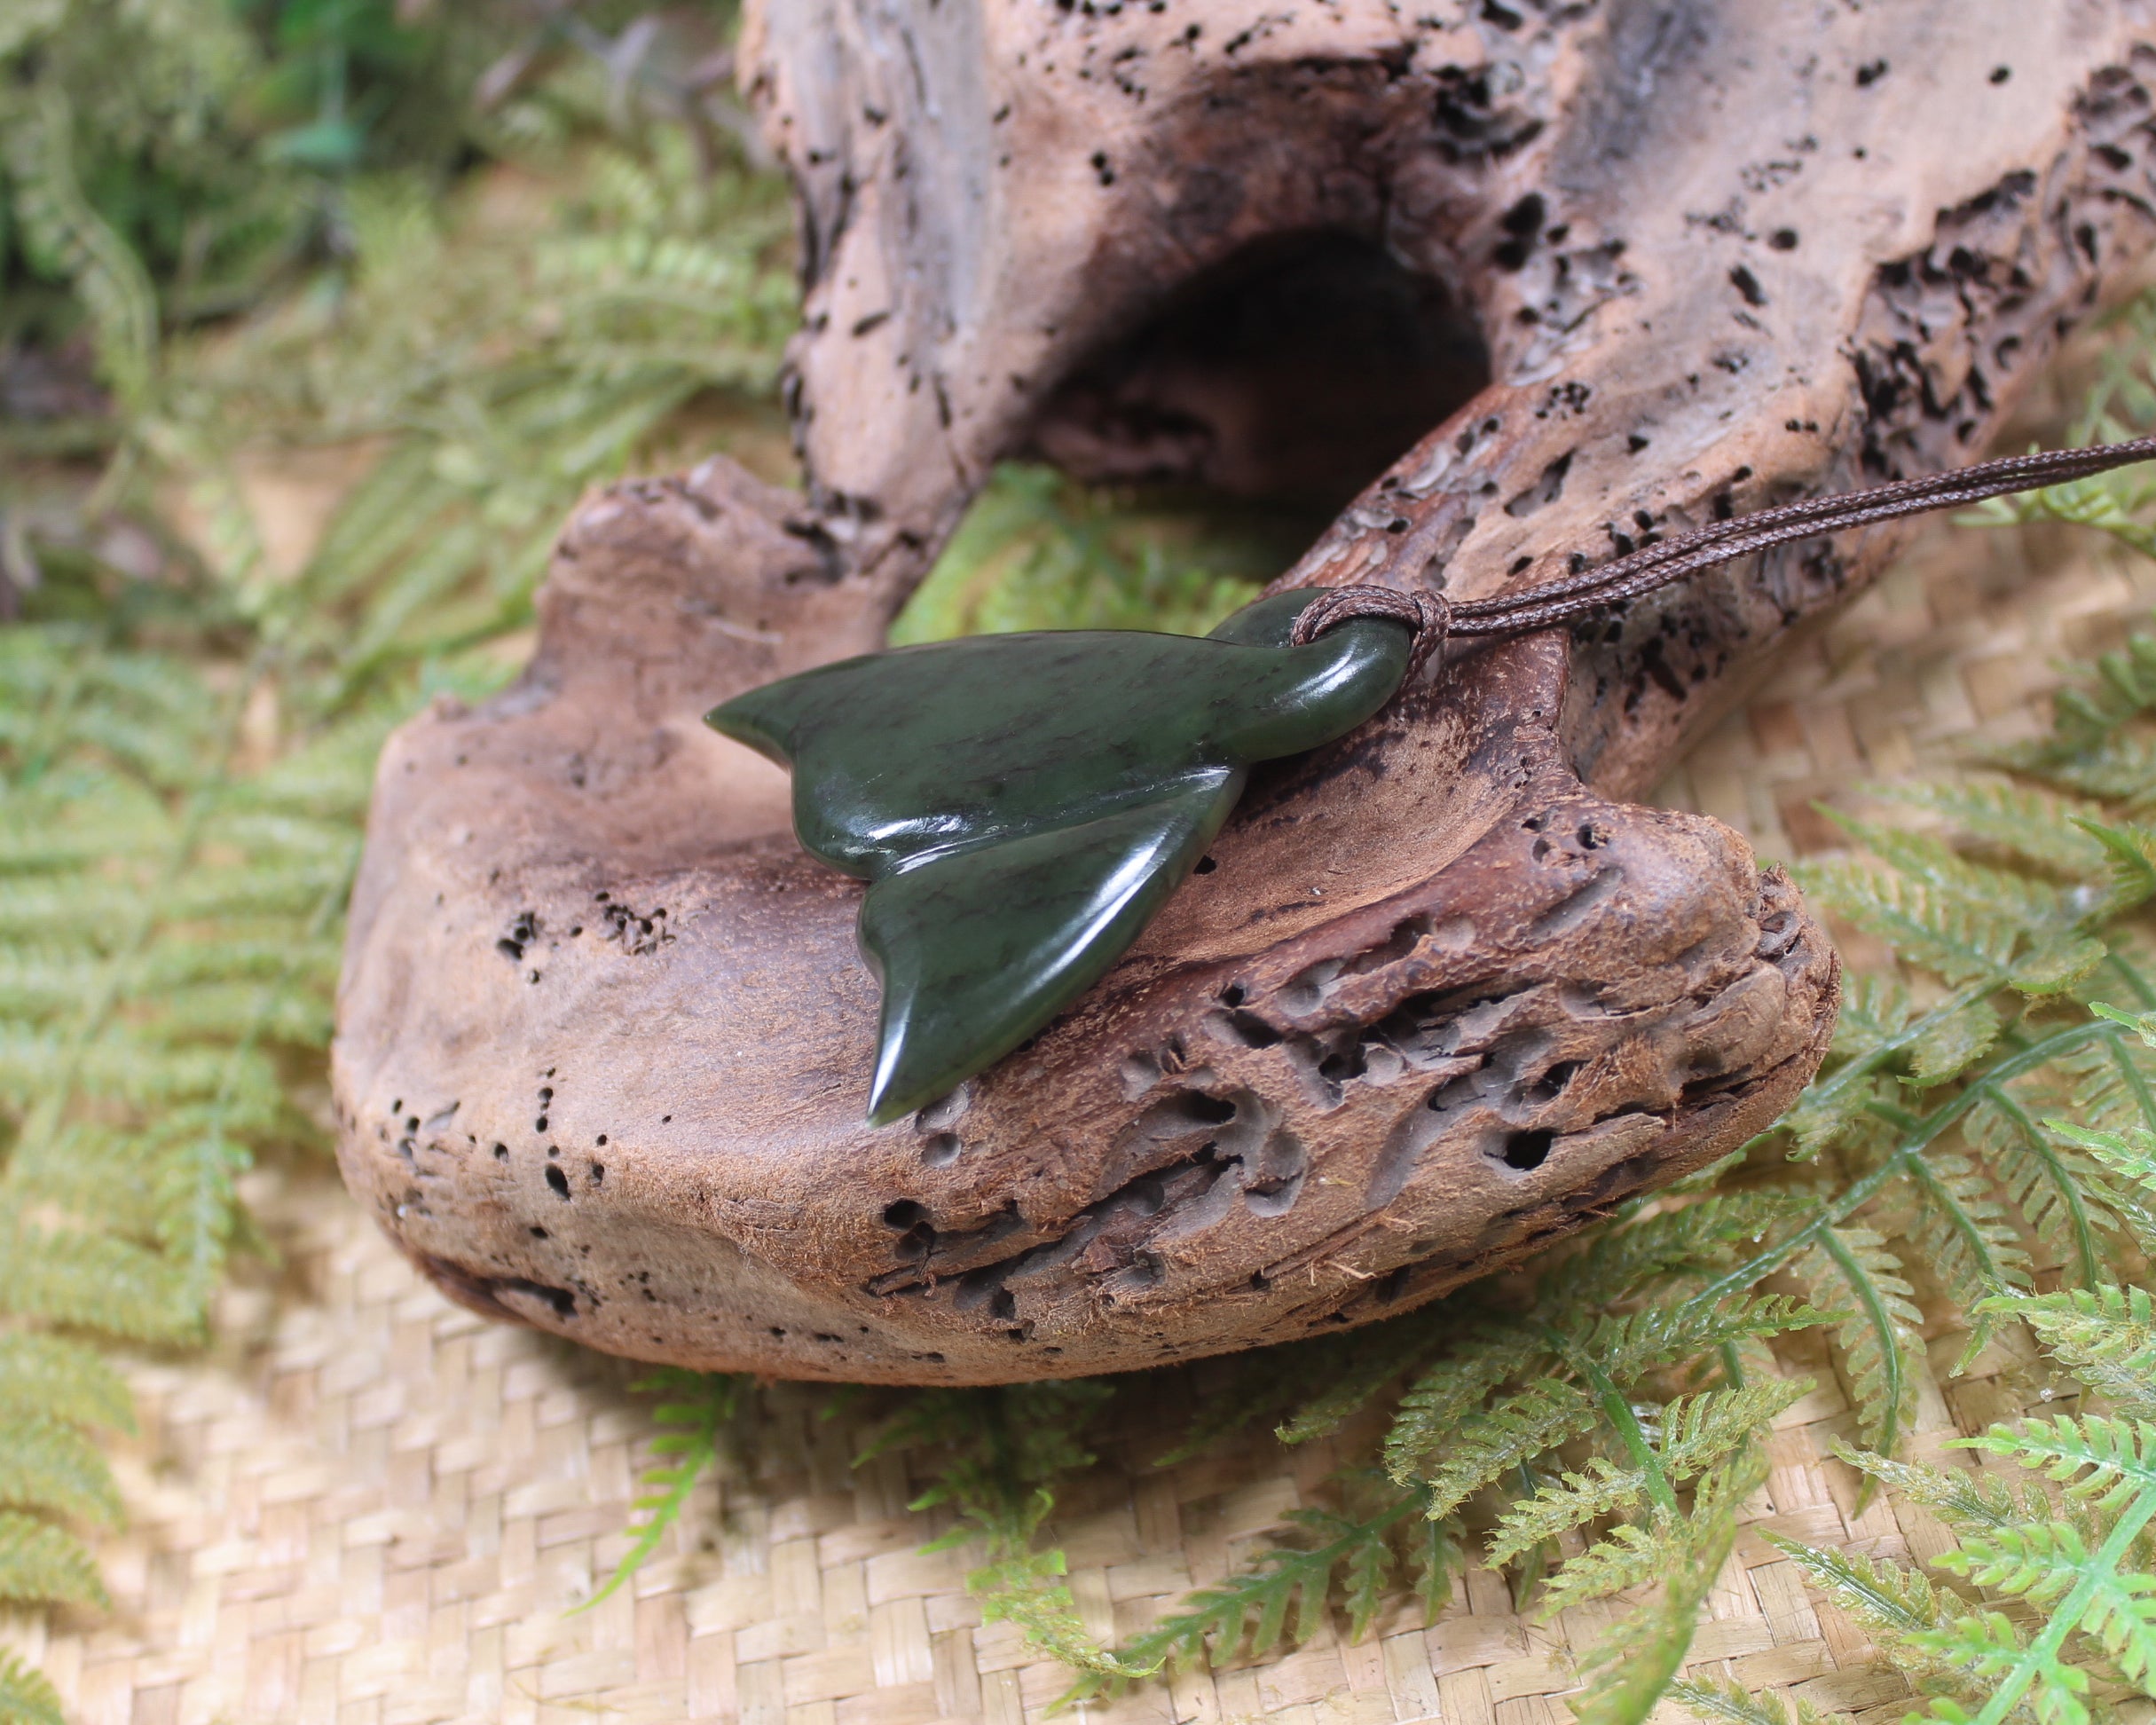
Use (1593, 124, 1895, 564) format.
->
(893, 463, 1281, 643)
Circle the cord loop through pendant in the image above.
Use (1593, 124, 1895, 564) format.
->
(1287, 584, 1450, 684)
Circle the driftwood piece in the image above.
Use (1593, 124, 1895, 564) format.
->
(333, 1, 2156, 1384)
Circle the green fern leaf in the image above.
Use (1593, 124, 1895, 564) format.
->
(1906, 1608, 2087, 1725)
(1881, 775, 2112, 877)
(2043, 1114, 2156, 1256)
(1766, 1532, 1946, 1640)
(1982, 1285, 2156, 1419)
(2, 1221, 195, 1343)
(1381, 1327, 1535, 1484)
(1963, 1415, 2156, 1516)
(1964, 1099, 2106, 1289)
(1909, 997, 2003, 1087)
(1562, 1454, 1760, 1724)
(1798, 857, 2101, 995)
(1671, 1673, 1840, 1725)
(1827, 814, 2082, 934)
(0, 1416, 122, 1527)
(0, 1650, 65, 1725)
(0, 1336, 131, 1432)
(1273, 1313, 1461, 1445)
(0, 83, 158, 410)
(579, 1371, 746, 1612)
(1593, 1292, 1831, 1381)
(1107, 1495, 1419, 1674)
(1789, 1227, 1922, 1453)
(1902, 1146, 2034, 1355)
(1535, 1516, 1673, 1616)
(1545, 1193, 1816, 1309)
(1486, 1379, 1804, 1569)
(1834, 1441, 2051, 1533)
(1405, 1508, 1460, 1624)
(2071, 815, 2156, 914)
(0, 1509, 106, 1608)
(1405, 1377, 1598, 1516)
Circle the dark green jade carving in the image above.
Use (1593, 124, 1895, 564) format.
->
(706, 590, 1412, 1124)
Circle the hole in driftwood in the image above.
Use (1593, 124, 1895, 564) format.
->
(1027, 231, 1490, 514)
(1499, 1129, 1554, 1171)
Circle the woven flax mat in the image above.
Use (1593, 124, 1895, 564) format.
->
(7, 518, 2156, 1725)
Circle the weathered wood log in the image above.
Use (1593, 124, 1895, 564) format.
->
(332, 1, 2156, 1383)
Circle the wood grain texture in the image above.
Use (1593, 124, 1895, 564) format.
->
(334, 0, 2156, 1382)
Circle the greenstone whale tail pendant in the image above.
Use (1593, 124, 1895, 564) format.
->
(706, 589, 1414, 1124)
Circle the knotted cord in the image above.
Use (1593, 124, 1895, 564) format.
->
(1290, 434, 2156, 666)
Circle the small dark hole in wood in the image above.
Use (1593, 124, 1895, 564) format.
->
(1501, 1130, 1554, 1170)
(546, 1164, 571, 1198)
(1193, 855, 1218, 874)
(883, 1200, 930, 1230)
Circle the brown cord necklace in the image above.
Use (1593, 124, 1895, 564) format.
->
(1291, 434, 2156, 671)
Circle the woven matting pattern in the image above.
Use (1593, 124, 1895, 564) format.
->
(6, 520, 2155, 1725)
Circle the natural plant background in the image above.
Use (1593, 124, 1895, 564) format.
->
(8, 4, 2156, 1723)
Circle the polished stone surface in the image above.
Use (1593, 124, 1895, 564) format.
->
(706, 590, 1411, 1123)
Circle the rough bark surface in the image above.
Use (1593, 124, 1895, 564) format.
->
(334, 0, 2156, 1383)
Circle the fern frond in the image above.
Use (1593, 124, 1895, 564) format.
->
(1405, 1509, 1461, 1624)
(2, 1222, 195, 1343)
(0, 1416, 122, 1527)
(1788, 1227, 1922, 1453)
(1902, 1146, 2035, 1351)
(1098, 1493, 1422, 1680)
(1905, 1601, 2097, 1725)
(0, 1336, 131, 1432)
(1834, 1442, 2050, 1534)
(1910, 997, 2004, 1088)
(1767, 1536, 1933, 1634)
(1798, 856, 2103, 995)
(2044, 1115, 2156, 1257)
(1765, 1534, 1989, 1705)
(1881, 775, 2113, 877)
(1671, 1672, 1840, 1725)
(1544, 1192, 1816, 1309)
(0, 1649, 65, 1725)
(1, 83, 158, 410)
(1404, 1377, 1598, 1516)
(1272, 1312, 1464, 1445)
(1964, 1097, 2107, 1289)
(1964, 1415, 2156, 1516)
(0, 1510, 105, 1608)
(579, 1371, 747, 1612)
(1593, 1292, 1832, 1381)
(1562, 1453, 1761, 1724)
(1486, 1378, 1804, 1569)
(1534, 1516, 1676, 1615)
(1381, 1327, 1536, 1483)
(1982, 1285, 2156, 1419)
(1828, 814, 2085, 934)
